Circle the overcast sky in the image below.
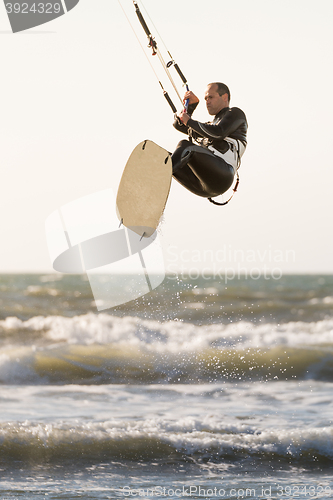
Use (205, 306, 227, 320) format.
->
(1, 0, 332, 274)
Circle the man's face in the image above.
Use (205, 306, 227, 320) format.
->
(204, 84, 228, 115)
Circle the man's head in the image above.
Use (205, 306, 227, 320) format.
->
(204, 82, 230, 115)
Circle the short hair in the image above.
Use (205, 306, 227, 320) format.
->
(209, 82, 230, 102)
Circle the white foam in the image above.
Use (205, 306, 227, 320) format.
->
(1, 417, 332, 460)
(2, 314, 333, 351)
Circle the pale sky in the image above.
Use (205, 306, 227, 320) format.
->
(1, 0, 332, 274)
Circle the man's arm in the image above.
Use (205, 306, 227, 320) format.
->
(173, 91, 199, 134)
(186, 107, 246, 140)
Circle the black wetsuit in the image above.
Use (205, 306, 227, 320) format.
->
(172, 103, 248, 198)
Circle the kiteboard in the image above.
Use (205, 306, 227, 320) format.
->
(116, 140, 172, 238)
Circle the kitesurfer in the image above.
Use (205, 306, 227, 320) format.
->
(172, 82, 247, 199)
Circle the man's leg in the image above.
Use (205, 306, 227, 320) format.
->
(172, 141, 235, 198)
(171, 140, 207, 196)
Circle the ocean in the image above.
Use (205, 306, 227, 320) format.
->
(0, 273, 333, 499)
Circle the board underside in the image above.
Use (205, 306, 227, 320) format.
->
(116, 140, 172, 237)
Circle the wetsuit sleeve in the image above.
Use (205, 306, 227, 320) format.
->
(187, 107, 245, 140)
(187, 101, 199, 116)
(172, 101, 199, 134)
(173, 117, 188, 134)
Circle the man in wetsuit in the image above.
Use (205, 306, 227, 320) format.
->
(172, 82, 247, 199)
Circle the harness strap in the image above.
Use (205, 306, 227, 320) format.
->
(206, 138, 243, 206)
(208, 171, 240, 206)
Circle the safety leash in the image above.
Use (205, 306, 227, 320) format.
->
(208, 171, 240, 206)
